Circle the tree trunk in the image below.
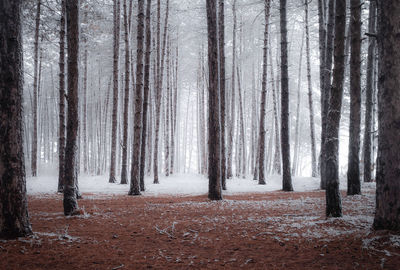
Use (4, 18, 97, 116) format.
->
(363, 0, 376, 183)
(0, 0, 32, 239)
(139, 0, 152, 191)
(109, 0, 120, 183)
(206, 0, 222, 201)
(347, 0, 361, 195)
(63, 0, 80, 216)
(305, 0, 318, 178)
(373, 0, 400, 231)
(325, 0, 346, 218)
(120, 0, 131, 185)
(279, 0, 293, 192)
(129, 0, 145, 196)
(320, 0, 335, 190)
(31, 0, 41, 177)
(58, 0, 66, 193)
(164, 39, 171, 177)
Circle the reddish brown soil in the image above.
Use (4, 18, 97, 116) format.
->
(1, 191, 400, 269)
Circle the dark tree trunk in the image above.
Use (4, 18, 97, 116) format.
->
(206, 0, 222, 201)
(320, 0, 335, 190)
(120, 0, 130, 185)
(256, 0, 270, 185)
(0, 0, 32, 239)
(325, 0, 346, 218)
(347, 0, 361, 195)
(31, 0, 41, 177)
(58, 0, 66, 193)
(109, 0, 120, 184)
(218, 0, 227, 190)
(304, 0, 318, 178)
(363, 0, 376, 183)
(139, 0, 152, 192)
(279, 0, 293, 192)
(373, 0, 400, 231)
(63, 0, 80, 216)
(129, 0, 145, 196)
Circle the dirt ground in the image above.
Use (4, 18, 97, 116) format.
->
(1, 189, 400, 269)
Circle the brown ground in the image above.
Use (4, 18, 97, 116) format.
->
(1, 190, 400, 269)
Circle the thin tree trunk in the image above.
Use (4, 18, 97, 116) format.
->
(164, 39, 171, 177)
(170, 44, 178, 174)
(280, 0, 293, 191)
(237, 67, 246, 178)
(0, 0, 33, 239)
(363, 0, 376, 183)
(206, 0, 222, 201)
(63, 0, 80, 216)
(325, 0, 346, 218)
(347, 0, 361, 195)
(109, 0, 120, 183)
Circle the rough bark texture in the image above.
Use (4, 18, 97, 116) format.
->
(206, 0, 222, 201)
(109, 0, 120, 184)
(139, 0, 152, 192)
(373, 0, 400, 231)
(320, 0, 335, 190)
(256, 1, 271, 185)
(31, 0, 41, 177)
(347, 0, 361, 195)
(304, 0, 318, 178)
(363, 0, 376, 183)
(129, 0, 145, 196)
(120, 0, 130, 185)
(279, 0, 293, 192)
(63, 0, 80, 216)
(218, 0, 227, 190)
(0, 0, 32, 239)
(325, 0, 346, 218)
(58, 0, 66, 193)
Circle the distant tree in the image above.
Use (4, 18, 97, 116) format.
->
(279, 0, 293, 192)
(63, 0, 80, 216)
(0, 0, 32, 239)
(206, 0, 222, 200)
(347, 0, 361, 195)
(373, 0, 400, 230)
(325, 0, 346, 217)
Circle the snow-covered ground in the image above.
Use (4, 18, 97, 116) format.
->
(26, 172, 375, 196)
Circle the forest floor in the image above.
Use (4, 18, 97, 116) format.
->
(1, 188, 400, 269)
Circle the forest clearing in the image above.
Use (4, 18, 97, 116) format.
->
(2, 181, 400, 269)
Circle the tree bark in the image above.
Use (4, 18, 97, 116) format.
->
(347, 0, 361, 195)
(373, 0, 400, 231)
(58, 0, 66, 193)
(63, 0, 80, 216)
(325, 0, 346, 218)
(0, 0, 32, 239)
(363, 0, 376, 183)
(129, 0, 145, 196)
(280, 0, 293, 192)
(206, 0, 222, 201)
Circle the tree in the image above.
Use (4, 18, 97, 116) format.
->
(139, 0, 152, 192)
(63, 0, 80, 216)
(206, 0, 222, 201)
(109, 0, 120, 184)
(0, 0, 32, 239)
(347, 0, 361, 195)
(58, 0, 66, 192)
(279, 0, 293, 192)
(325, 0, 346, 217)
(373, 0, 400, 230)
(304, 0, 318, 178)
(255, 0, 271, 185)
(363, 0, 376, 183)
(218, 0, 227, 190)
(31, 0, 41, 177)
(129, 0, 145, 196)
(120, 0, 131, 185)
